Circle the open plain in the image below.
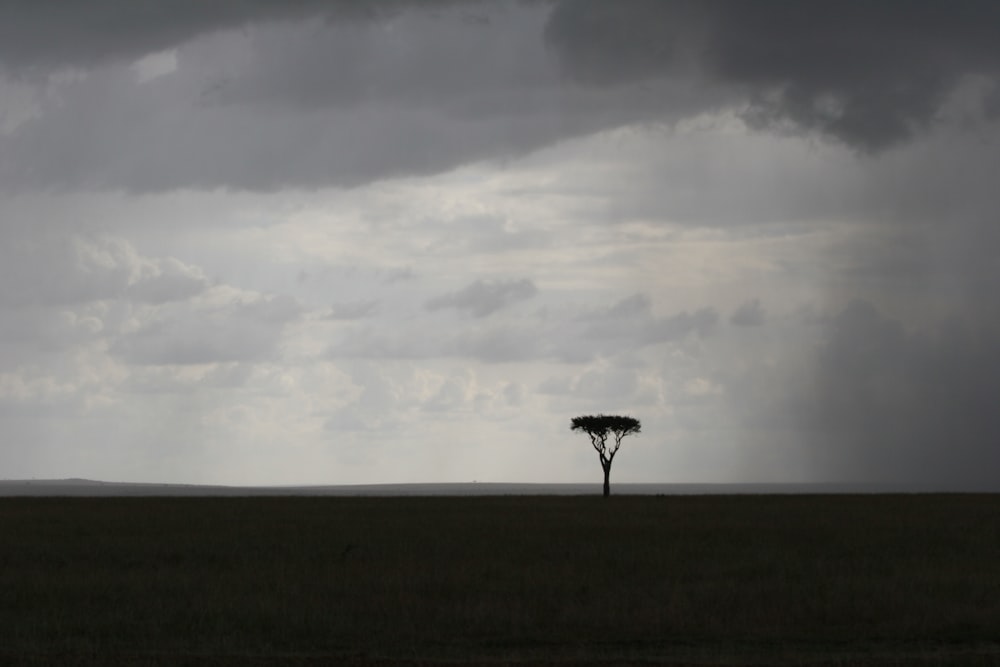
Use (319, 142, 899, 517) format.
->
(1, 494, 998, 666)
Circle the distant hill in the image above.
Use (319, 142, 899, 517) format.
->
(1, 479, 991, 497)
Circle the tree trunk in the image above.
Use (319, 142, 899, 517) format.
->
(603, 464, 611, 497)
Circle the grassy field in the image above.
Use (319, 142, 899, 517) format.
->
(1, 494, 999, 666)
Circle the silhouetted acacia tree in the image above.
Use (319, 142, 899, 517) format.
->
(570, 414, 641, 497)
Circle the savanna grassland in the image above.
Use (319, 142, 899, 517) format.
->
(1, 494, 999, 666)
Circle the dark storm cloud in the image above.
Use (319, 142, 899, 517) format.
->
(2, 1, 998, 195)
(426, 279, 538, 318)
(0, 1, 462, 73)
(545, 0, 1000, 150)
(0, 1, 318, 72)
(774, 300, 1000, 486)
(720, 213, 1000, 487)
(1, 1, 644, 193)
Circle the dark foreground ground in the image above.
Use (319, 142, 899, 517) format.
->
(1, 494, 998, 666)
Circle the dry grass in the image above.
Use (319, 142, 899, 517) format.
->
(1, 495, 999, 665)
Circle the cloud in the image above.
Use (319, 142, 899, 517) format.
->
(0, 307, 104, 362)
(0, 4, 584, 193)
(0, 2, 423, 73)
(1, 2, 997, 196)
(642, 309, 718, 345)
(6, 2, 995, 195)
(0, 3, 715, 193)
(0, 233, 207, 308)
(126, 257, 210, 305)
(2, 2, 997, 489)
(730, 299, 765, 327)
(330, 292, 718, 365)
(426, 278, 538, 318)
(452, 324, 546, 363)
(329, 327, 430, 361)
(381, 267, 417, 285)
(737, 299, 1000, 486)
(124, 362, 254, 395)
(111, 292, 302, 365)
(328, 300, 378, 320)
(579, 294, 718, 348)
(573, 365, 639, 400)
(544, 0, 1000, 151)
(536, 360, 667, 412)
(600, 293, 652, 319)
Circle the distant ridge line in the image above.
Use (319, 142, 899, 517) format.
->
(0, 480, 995, 497)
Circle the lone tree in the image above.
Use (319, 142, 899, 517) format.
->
(570, 414, 641, 497)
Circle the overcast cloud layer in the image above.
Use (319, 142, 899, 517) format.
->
(1, 1, 998, 488)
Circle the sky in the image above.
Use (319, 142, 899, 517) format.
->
(1, 0, 1000, 488)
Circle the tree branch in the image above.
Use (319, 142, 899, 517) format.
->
(587, 431, 608, 459)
